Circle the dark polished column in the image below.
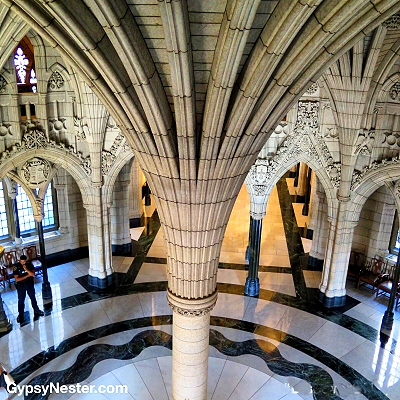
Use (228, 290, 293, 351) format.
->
(12, 198, 22, 244)
(293, 163, 300, 187)
(302, 167, 312, 216)
(244, 217, 262, 297)
(36, 221, 52, 302)
(381, 255, 400, 330)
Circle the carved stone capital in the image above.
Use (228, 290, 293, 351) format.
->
(167, 290, 218, 317)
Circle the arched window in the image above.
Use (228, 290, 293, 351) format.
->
(13, 36, 37, 93)
(0, 180, 59, 242)
(16, 183, 58, 235)
(0, 181, 9, 239)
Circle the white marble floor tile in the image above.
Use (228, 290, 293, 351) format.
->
(60, 302, 112, 334)
(228, 367, 270, 400)
(134, 263, 167, 283)
(249, 375, 294, 400)
(112, 363, 153, 400)
(211, 293, 251, 321)
(130, 227, 144, 241)
(134, 358, 169, 400)
(275, 307, 327, 341)
(137, 291, 172, 316)
(308, 321, 367, 359)
(243, 298, 290, 329)
(211, 359, 248, 400)
(99, 294, 144, 323)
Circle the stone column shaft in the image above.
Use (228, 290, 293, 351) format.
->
(86, 186, 114, 288)
(168, 291, 217, 400)
(318, 200, 356, 307)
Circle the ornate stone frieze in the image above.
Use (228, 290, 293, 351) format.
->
(351, 156, 400, 190)
(74, 117, 87, 141)
(20, 157, 52, 188)
(101, 132, 130, 175)
(355, 130, 375, 155)
(305, 82, 318, 95)
(48, 71, 64, 90)
(394, 181, 400, 199)
(383, 12, 400, 30)
(0, 128, 91, 175)
(389, 82, 400, 101)
(263, 101, 341, 188)
(294, 101, 319, 135)
(0, 123, 11, 137)
(0, 75, 7, 93)
(168, 303, 216, 317)
(167, 290, 218, 317)
(382, 131, 400, 147)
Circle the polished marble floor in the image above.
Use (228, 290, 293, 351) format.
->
(0, 177, 399, 399)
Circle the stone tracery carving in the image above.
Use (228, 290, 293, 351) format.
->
(294, 101, 319, 135)
(48, 71, 64, 90)
(355, 130, 375, 155)
(389, 82, 400, 101)
(0, 128, 91, 175)
(20, 157, 52, 188)
(0, 75, 7, 93)
(383, 12, 400, 30)
(351, 156, 400, 190)
(306, 83, 318, 95)
(102, 132, 130, 175)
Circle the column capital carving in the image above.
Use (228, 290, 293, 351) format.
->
(167, 290, 218, 317)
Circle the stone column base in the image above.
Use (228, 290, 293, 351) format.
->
(317, 290, 346, 308)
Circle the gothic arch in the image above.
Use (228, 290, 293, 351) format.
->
(0, 146, 93, 205)
(349, 162, 400, 221)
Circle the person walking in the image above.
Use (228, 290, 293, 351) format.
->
(13, 255, 44, 323)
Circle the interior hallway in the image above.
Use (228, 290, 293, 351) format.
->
(0, 176, 399, 399)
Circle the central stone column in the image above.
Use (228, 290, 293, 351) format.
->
(168, 291, 217, 400)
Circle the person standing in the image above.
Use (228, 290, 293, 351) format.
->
(13, 255, 44, 323)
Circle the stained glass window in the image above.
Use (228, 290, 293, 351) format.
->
(13, 37, 36, 93)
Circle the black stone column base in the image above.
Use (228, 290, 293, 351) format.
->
(317, 290, 346, 308)
(88, 273, 115, 290)
(381, 310, 394, 330)
(42, 281, 52, 301)
(244, 278, 260, 297)
(307, 256, 324, 271)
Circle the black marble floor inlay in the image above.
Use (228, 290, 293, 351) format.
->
(12, 317, 389, 400)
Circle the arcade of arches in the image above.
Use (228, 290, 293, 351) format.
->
(0, 1, 400, 399)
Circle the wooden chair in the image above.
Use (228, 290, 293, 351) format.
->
(1, 250, 18, 288)
(357, 256, 389, 292)
(22, 245, 42, 278)
(347, 250, 365, 280)
(376, 265, 400, 309)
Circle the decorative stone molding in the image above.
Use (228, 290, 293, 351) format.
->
(0, 128, 91, 175)
(355, 129, 374, 155)
(351, 155, 400, 190)
(48, 71, 64, 90)
(383, 12, 400, 30)
(167, 290, 218, 317)
(389, 82, 400, 101)
(102, 132, 130, 175)
(295, 101, 319, 135)
(382, 131, 399, 147)
(305, 82, 318, 95)
(74, 116, 87, 141)
(0, 123, 11, 137)
(19, 157, 52, 188)
(394, 180, 400, 199)
(0, 75, 7, 93)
